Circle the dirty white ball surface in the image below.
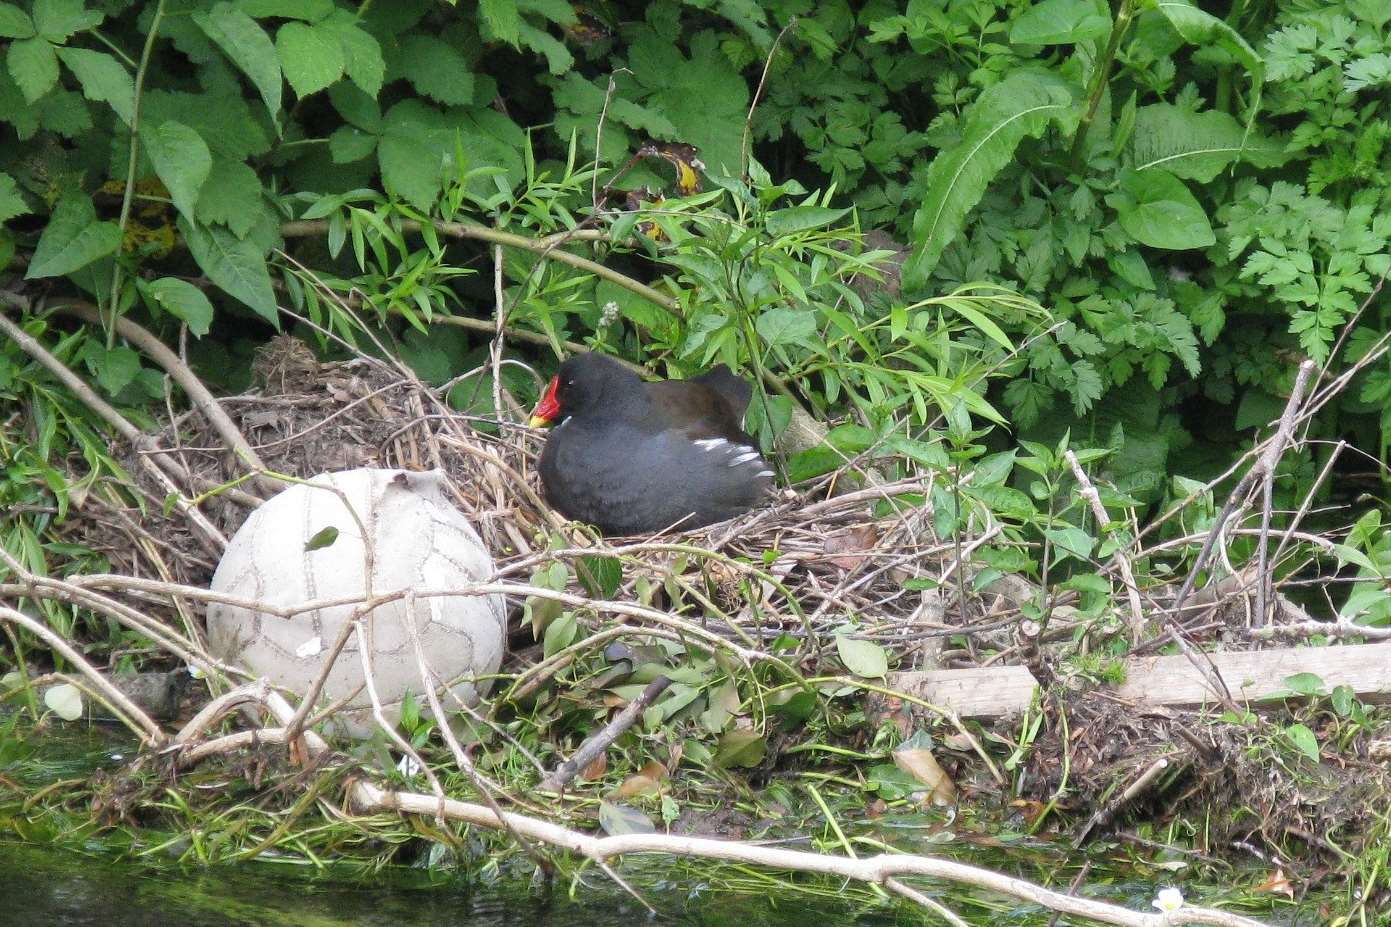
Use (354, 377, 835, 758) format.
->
(207, 468, 505, 737)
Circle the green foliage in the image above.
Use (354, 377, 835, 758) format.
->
(0, 0, 1388, 639)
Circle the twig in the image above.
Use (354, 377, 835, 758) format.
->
(50, 300, 273, 489)
(741, 18, 797, 180)
(1252, 360, 1318, 629)
(1076, 756, 1175, 844)
(0, 604, 164, 745)
(1066, 450, 1144, 635)
(0, 299, 228, 554)
(539, 675, 672, 793)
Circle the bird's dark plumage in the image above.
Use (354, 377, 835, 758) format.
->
(532, 353, 773, 535)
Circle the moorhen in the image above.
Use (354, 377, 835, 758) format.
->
(529, 353, 774, 534)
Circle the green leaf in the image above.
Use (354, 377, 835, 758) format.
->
(755, 306, 817, 348)
(140, 120, 212, 223)
(55, 47, 133, 125)
(25, 196, 121, 279)
(9, 36, 59, 103)
(328, 125, 377, 163)
(479, 0, 520, 47)
(764, 204, 850, 236)
(378, 99, 451, 210)
(714, 729, 767, 768)
(276, 20, 344, 97)
(1045, 525, 1096, 562)
(577, 554, 622, 599)
(1110, 169, 1214, 250)
(394, 34, 474, 106)
(1154, 0, 1263, 81)
(195, 157, 265, 238)
(304, 525, 339, 551)
(1009, 0, 1110, 45)
(542, 611, 577, 658)
(0, 4, 33, 39)
(0, 172, 28, 223)
(598, 800, 655, 835)
(315, 8, 383, 97)
(237, 0, 333, 20)
(194, 3, 282, 117)
(179, 217, 278, 324)
(836, 634, 888, 678)
(31, 0, 101, 42)
(140, 277, 215, 336)
(87, 343, 141, 395)
(1281, 672, 1325, 697)
(906, 70, 1076, 282)
(1131, 103, 1285, 182)
(1284, 723, 1320, 763)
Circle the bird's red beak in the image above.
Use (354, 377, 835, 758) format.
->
(529, 375, 561, 428)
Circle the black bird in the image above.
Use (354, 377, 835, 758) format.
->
(529, 353, 773, 534)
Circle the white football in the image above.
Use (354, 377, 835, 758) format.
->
(207, 468, 506, 736)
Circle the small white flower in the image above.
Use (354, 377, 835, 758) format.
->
(396, 754, 422, 777)
(186, 664, 206, 680)
(295, 635, 324, 658)
(1152, 887, 1184, 912)
(598, 300, 620, 327)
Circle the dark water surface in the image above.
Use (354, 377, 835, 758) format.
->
(0, 838, 922, 927)
(0, 717, 1297, 926)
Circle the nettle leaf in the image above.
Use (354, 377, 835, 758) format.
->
(140, 120, 212, 223)
(55, 47, 133, 125)
(0, 172, 28, 222)
(1109, 168, 1214, 250)
(1131, 103, 1285, 183)
(479, 0, 520, 47)
(627, 29, 749, 175)
(143, 89, 271, 160)
(25, 196, 121, 279)
(276, 20, 344, 98)
(0, 4, 34, 39)
(196, 157, 266, 238)
(329, 125, 377, 163)
(238, 0, 333, 20)
(520, 22, 573, 76)
(906, 69, 1076, 283)
(378, 99, 452, 210)
(140, 277, 215, 336)
(179, 217, 278, 324)
(9, 36, 59, 103)
(194, 2, 282, 117)
(319, 9, 383, 97)
(1009, 0, 1110, 46)
(32, 0, 101, 41)
(394, 34, 474, 106)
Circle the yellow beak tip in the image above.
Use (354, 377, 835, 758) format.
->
(528, 415, 552, 429)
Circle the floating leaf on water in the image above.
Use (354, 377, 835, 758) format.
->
(44, 683, 83, 721)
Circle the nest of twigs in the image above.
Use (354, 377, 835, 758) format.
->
(56, 334, 961, 678)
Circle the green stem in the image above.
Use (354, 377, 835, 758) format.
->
(1068, 0, 1135, 170)
(105, 0, 166, 348)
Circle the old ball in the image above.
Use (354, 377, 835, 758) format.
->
(207, 468, 505, 736)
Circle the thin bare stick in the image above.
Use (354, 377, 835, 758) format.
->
(741, 18, 798, 180)
(1066, 450, 1144, 635)
(1076, 756, 1174, 844)
(0, 604, 164, 745)
(539, 675, 672, 793)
